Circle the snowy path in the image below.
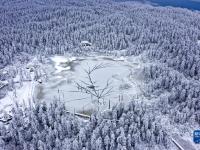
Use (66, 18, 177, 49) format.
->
(171, 135, 197, 150)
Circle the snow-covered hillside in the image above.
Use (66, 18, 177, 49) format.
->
(0, 0, 200, 150)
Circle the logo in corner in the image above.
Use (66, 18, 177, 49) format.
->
(193, 130, 200, 144)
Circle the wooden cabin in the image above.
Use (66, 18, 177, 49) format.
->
(81, 41, 92, 47)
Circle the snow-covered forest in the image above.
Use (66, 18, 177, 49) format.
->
(0, 0, 200, 149)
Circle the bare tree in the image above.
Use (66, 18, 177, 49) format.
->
(75, 63, 113, 108)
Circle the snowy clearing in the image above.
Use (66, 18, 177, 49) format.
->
(0, 55, 146, 115)
(197, 40, 200, 45)
(34, 55, 145, 113)
(0, 76, 35, 119)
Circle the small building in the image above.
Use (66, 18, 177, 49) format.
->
(81, 41, 92, 47)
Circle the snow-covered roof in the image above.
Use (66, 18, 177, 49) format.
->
(81, 41, 92, 46)
(81, 41, 91, 44)
(2, 71, 8, 75)
(0, 70, 8, 75)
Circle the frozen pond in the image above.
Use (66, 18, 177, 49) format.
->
(34, 55, 144, 113)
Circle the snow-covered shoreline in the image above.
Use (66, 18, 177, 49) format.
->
(34, 55, 145, 113)
(0, 54, 144, 115)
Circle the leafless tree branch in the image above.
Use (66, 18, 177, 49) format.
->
(75, 63, 113, 105)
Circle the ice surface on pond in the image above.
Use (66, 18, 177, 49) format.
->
(0, 55, 144, 116)
(51, 56, 76, 73)
(34, 55, 144, 113)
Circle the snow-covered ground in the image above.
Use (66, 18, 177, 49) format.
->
(0, 55, 146, 115)
(198, 40, 200, 45)
(0, 75, 35, 119)
(34, 55, 145, 113)
(51, 56, 76, 73)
